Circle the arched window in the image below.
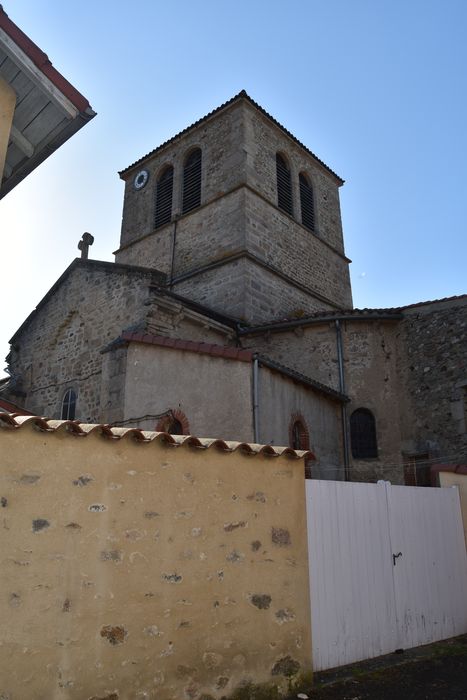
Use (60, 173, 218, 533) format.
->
(276, 153, 293, 215)
(155, 165, 173, 228)
(289, 414, 314, 479)
(350, 408, 378, 459)
(156, 409, 190, 435)
(167, 418, 183, 434)
(61, 389, 77, 420)
(182, 148, 202, 214)
(299, 172, 315, 231)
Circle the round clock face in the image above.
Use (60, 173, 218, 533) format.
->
(133, 169, 149, 190)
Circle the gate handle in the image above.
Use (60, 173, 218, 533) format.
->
(393, 552, 402, 566)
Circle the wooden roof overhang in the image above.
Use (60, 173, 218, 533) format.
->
(0, 6, 95, 198)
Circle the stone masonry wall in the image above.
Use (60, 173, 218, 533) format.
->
(116, 97, 353, 325)
(242, 319, 405, 483)
(398, 298, 467, 463)
(244, 188, 352, 309)
(6, 261, 161, 422)
(244, 102, 347, 255)
(0, 420, 312, 699)
(117, 101, 246, 254)
(174, 258, 337, 324)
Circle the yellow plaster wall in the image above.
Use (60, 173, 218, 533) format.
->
(0, 422, 312, 699)
(439, 471, 467, 548)
(0, 76, 16, 183)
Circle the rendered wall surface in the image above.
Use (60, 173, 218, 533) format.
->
(0, 421, 312, 699)
(121, 344, 254, 440)
(257, 366, 343, 480)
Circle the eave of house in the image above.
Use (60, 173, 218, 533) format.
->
(0, 6, 96, 198)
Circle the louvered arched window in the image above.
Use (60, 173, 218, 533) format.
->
(155, 165, 173, 229)
(299, 172, 315, 231)
(276, 153, 293, 215)
(350, 408, 378, 459)
(61, 389, 77, 420)
(182, 148, 202, 214)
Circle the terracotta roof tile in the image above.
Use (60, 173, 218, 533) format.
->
(0, 414, 311, 460)
(120, 331, 253, 362)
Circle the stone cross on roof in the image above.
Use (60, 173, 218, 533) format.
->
(78, 232, 94, 260)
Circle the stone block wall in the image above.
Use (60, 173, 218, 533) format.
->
(116, 96, 353, 325)
(243, 101, 346, 255)
(244, 187, 352, 310)
(398, 298, 467, 463)
(0, 419, 312, 699)
(117, 101, 246, 252)
(6, 261, 162, 422)
(243, 319, 406, 483)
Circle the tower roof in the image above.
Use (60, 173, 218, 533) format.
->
(118, 90, 344, 184)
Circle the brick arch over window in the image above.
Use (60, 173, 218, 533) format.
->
(289, 412, 315, 479)
(155, 409, 190, 435)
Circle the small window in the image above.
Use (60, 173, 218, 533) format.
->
(289, 415, 313, 479)
(291, 420, 306, 451)
(167, 418, 183, 435)
(155, 165, 173, 228)
(155, 410, 190, 435)
(276, 153, 293, 215)
(182, 148, 202, 214)
(61, 389, 77, 421)
(299, 172, 315, 231)
(350, 408, 377, 459)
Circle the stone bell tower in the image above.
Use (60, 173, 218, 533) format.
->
(115, 91, 353, 324)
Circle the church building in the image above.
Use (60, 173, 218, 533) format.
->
(3, 91, 466, 484)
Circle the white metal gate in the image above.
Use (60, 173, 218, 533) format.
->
(306, 480, 467, 671)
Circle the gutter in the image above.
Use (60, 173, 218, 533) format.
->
(239, 312, 403, 336)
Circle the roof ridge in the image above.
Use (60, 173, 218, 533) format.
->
(118, 90, 343, 183)
(119, 331, 253, 363)
(257, 354, 348, 402)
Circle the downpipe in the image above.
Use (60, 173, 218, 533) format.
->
(335, 320, 350, 481)
(252, 356, 260, 443)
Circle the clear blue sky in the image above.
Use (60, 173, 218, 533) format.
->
(2, 0, 466, 375)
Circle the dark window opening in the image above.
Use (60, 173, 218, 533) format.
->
(292, 420, 305, 450)
(350, 408, 378, 459)
(182, 148, 202, 214)
(299, 172, 315, 231)
(290, 418, 312, 479)
(276, 153, 293, 215)
(155, 166, 173, 228)
(61, 389, 77, 421)
(167, 418, 183, 435)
